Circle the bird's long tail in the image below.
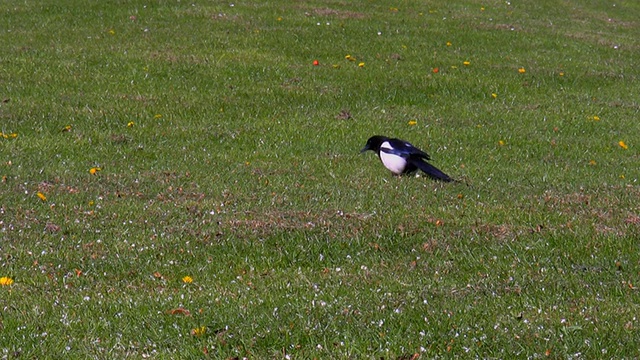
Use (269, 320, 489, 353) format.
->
(411, 159, 454, 182)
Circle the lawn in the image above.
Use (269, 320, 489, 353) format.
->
(1, 0, 639, 358)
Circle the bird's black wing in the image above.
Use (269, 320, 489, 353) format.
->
(386, 138, 431, 160)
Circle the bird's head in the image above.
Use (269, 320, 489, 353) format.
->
(360, 135, 389, 154)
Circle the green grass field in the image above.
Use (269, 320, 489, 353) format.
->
(2, 0, 640, 358)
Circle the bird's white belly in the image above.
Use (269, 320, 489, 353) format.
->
(379, 142, 407, 174)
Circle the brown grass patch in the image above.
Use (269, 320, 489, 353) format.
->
(471, 223, 515, 241)
(625, 214, 640, 226)
(562, 30, 626, 50)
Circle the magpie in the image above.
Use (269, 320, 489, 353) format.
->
(360, 135, 453, 182)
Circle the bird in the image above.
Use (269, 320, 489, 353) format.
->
(360, 135, 453, 182)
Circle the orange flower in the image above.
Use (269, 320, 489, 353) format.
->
(37, 192, 47, 201)
(463, 61, 471, 66)
(618, 141, 628, 150)
(0, 277, 13, 286)
(182, 276, 193, 284)
(518, 67, 526, 73)
(432, 67, 439, 73)
(89, 167, 101, 175)
(312, 60, 319, 66)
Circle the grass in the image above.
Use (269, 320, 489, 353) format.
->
(1, 0, 640, 358)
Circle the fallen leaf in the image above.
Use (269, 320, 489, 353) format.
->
(167, 308, 191, 316)
(44, 223, 60, 232)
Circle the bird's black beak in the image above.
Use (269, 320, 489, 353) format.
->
(359, 146, 369, 154)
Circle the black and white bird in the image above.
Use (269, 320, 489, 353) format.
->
(360, 135, 453, 182)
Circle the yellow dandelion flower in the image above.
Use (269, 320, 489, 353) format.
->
(358, 62, 365, 68)
(37, 192, 47, 201)
(182, 276, 193, 284)
(127, 121, 135, 127)
(463, 61, 471, 66)
(89, 167, 101, 175)
(588, 160, 596, 166)
(446, 41, 452, 46)
(191, 326, 206, 336)
(618, 141, 628, 150)
(620, 174, 625, 179)
(592, 116, 600, 121)
(277, 17, 282, 21)
(559, 72, 565, 76)
(62, 125, 72, 132)
(108, 29, 115, 35)
(0, 277, 14, 286)
(518, 67, 526, 73)
(498, 140, 505, 146)
(1, 132, 18, 139)
(345, 54, 355, 61)
(154, 114, 162, 119)
(480, 7, 485, 11)
(491, 93, 497, 99)
(408, 120, 417, 126)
